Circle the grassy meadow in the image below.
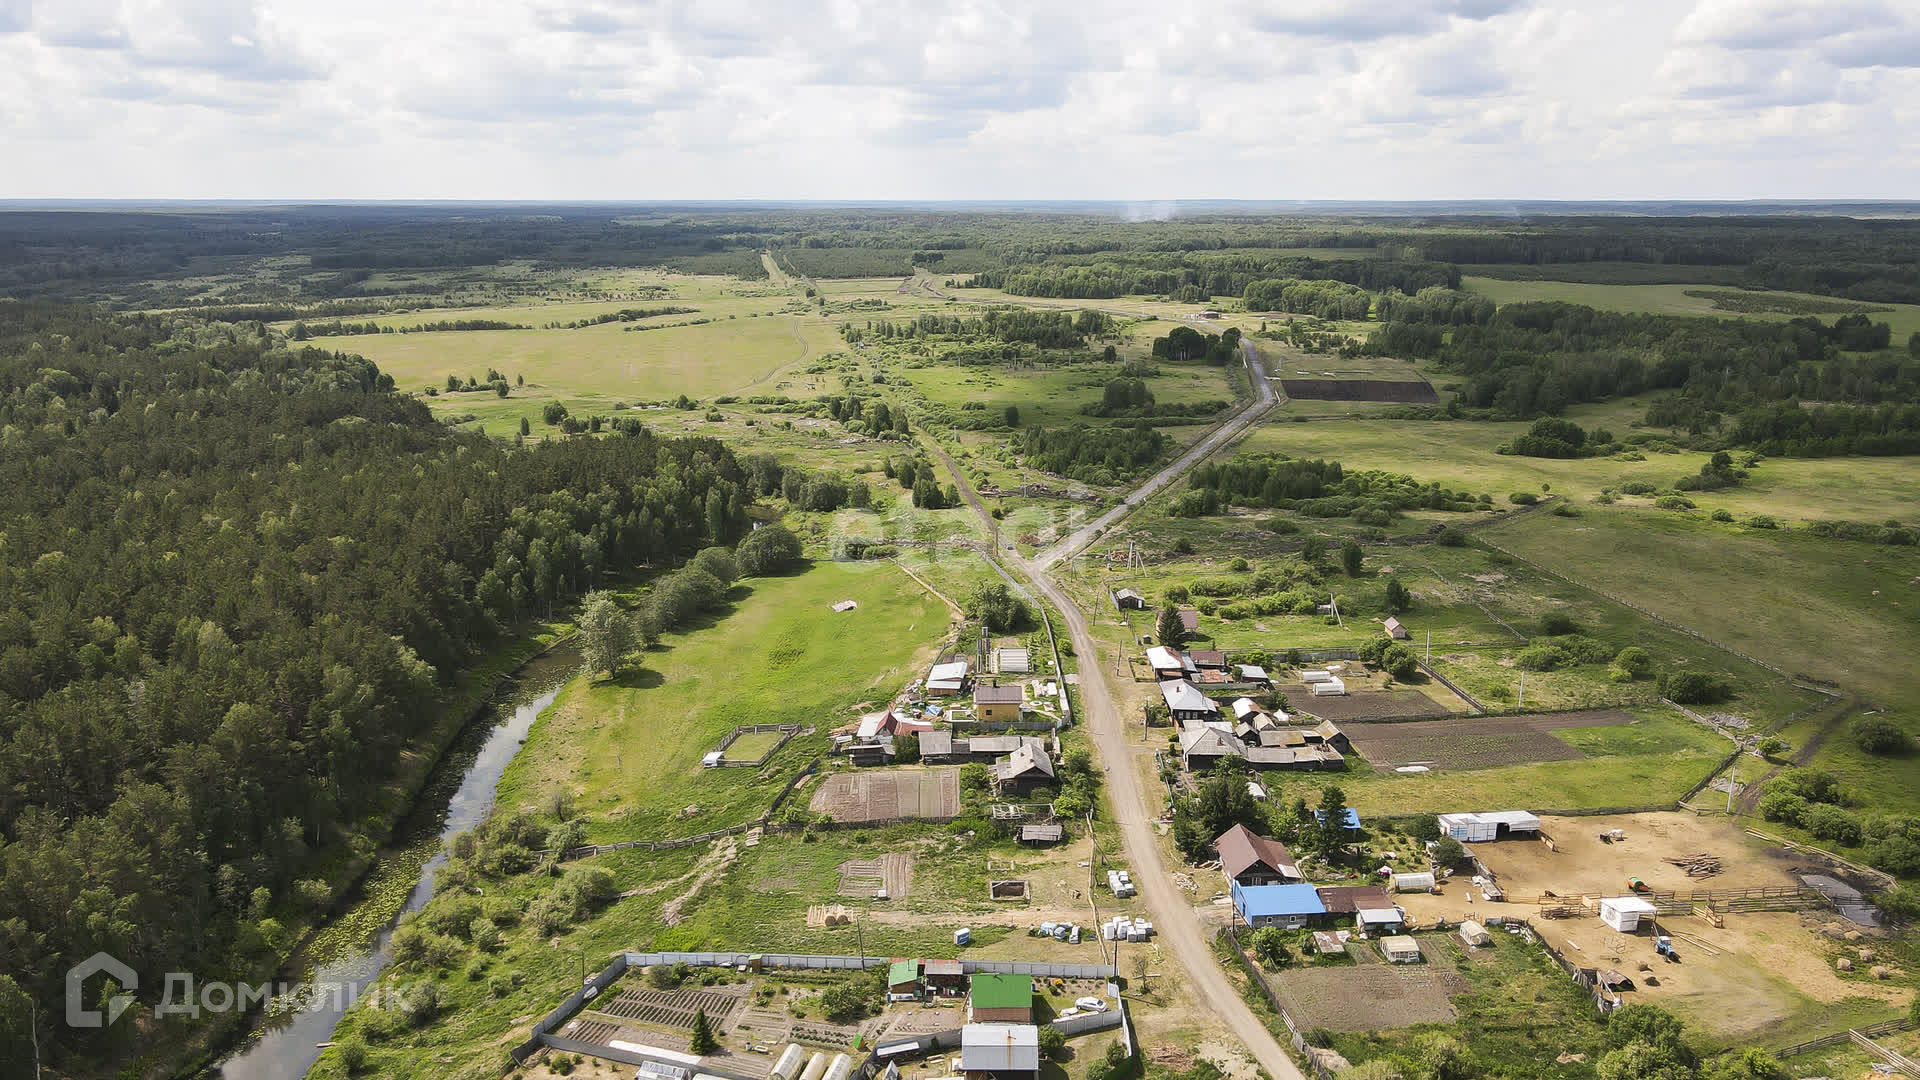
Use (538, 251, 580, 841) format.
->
(1462, 276, 1920, 341)
(495, 559, 958, 844)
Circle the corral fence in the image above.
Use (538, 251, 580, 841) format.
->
(1413, 659, 1487, 713)
(1777, 1016, 1918, 1059)
(710, 723, 804, 767)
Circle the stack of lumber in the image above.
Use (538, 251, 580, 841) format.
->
(1666, 852, 1722, 878)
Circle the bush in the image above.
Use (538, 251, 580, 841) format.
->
(1620, 481, 1657, 496)
(818, 981, 873, 1023)
(1249, 926, 1292, 968)
(1664, 671, 1732, 704)
(1746, 514, 1779, 529)
(1037, 1025, 1068, 1061)
(1509, 492, 1539, 505)
(1432, 836, 1466, 865)
(1613, 646, 1654, 677)
(1802, 803, 1863, 846)
(1433, 526, 1467, 547)
(1757, 736, 1788, 760)
(1711, 508, 1734, 522)
(1653, 494, 1696, 510)
(1539, 612, 1578, 636)
(1854, 715, 1908, 755)
(738, 524, 804, 576)
(1757, 791, 1809, 826)
(1516, 644, 1568, 671)
(337, 1036, 370, 1074)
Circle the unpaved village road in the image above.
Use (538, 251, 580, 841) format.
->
(926, 338, 1305, 1080)
(1032, 338, 1275, 570)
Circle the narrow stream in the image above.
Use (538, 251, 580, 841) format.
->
(210, 648, 576, 1078)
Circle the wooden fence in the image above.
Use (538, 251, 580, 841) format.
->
(1776, 1016, 1916, 1058)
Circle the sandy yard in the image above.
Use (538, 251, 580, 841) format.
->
(1391, 812, 1913, 1040)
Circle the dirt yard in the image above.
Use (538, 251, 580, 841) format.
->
(1341, 710, 1636, 769)
(1393, 813, 1916, 1041)
(1269, 959, 1466, 1032)
(837, 852, 914, 898)
(809, 766, 960, 823)
(1281, 688, 1451, 721)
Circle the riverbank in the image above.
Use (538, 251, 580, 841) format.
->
(149, 622, 576, 1080)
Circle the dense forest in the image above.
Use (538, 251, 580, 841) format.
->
(0, 304, 758, 1068)
(961, 252, 1458, 301)
(1175, 454, 1483, 520)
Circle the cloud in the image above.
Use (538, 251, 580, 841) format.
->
(1254, 0, 1530, 41)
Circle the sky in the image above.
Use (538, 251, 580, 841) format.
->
(1, 0, 1917, 200)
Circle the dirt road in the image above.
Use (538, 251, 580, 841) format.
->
(922, 342, 1304, 1079)
(1032, 338, 1274, 570)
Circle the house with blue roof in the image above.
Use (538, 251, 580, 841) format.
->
(1230, 881, 1328, 929)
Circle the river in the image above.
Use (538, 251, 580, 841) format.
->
(210, 647, 576, 1078)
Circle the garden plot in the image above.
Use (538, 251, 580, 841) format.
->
(1341, 710, 1636, 769)
(1282, 687, 1454, 721)
(598, 986, 749, 1031)
(837, 852, 914, 898)
(810, 767, 961, 823)
(1270, 960, 1468, 1032)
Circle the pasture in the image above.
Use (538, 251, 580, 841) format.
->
(494, 560, 955, 843)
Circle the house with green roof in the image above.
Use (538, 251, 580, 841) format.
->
(967, 972, 1033, 1023)
(887, 959, 922, 997)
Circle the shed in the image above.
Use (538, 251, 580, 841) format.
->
(1599, 896, 1658, 932)
(1315, 808, 1363, 831)
(888, 959, 922, 994)
(959, 1024, 1039, 1074)
(1357, 907, 1404, 931)
(994, 648, 1031, 675)
(991, 743, 1055, 794)
(918, 730, 957, 761)
(1311, 931, 1348, 956)
(927, 661, 969, 696)
(973, 683, 1025, 723)
(1216, 824, 1302, 886)
(1393, 872, 1437, 893)
(1380, 937, 1424, 964)
(1310, 676, 1347, 696)
(1231, 881, 1327, 929)
(702, 751, 724, 768)
(968, 974, 1034, 1024)
(1237, 664, 1271, 684)
(1316, 885, 1394, 915)
(1458, 920, 1492, 947)
(1231, 697, 1266, 721)
(1437, 811, 1540, 841)
(1177, 607, 1200, 634)
(1160, 679, 1221, 723)
(1020, 823, 1064, 846)
(1383, 617, 1409, 640)
(1112, 588, 1147, 611)
(923, 959, 965, 991)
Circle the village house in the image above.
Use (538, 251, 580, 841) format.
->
(1159, 679, 1220, 724)
(1112, 588, 1147, 611)
(1216, 824, 1303, 886)
(973, 683, 1025, 723)
(1383, 616, 1409, 640)
(1231, 881, 1327, 929)
(1145, 645, 1194, 681)
(967, 973, 1034, 1023)
(1177, 607, 1201, 635)
(1316, 884, 1395, 918)
(1188, 648, 1228, 671)
(960, 1024, 1039, 1077)
(991, 743, 1056, 795)
(925, 660, 970, 696)
(887, 959, 923, 997)
(917, 729, 959, 763)
(1178, 726, 1241, 772)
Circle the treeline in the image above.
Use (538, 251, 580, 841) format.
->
(846, 308, 1111, 348)
(1241, 278, 1372, 319)
(291, 317, 531, 339)
(743, 453, 874, 513)
(0, 304, 759, 1070)
(546, 306, 698, 328)
(962, 254, 1458, 301)
(1151, 325, 1242, 365)
(1361, 301, 1916, 425)
(1726, 402, 1920, 457)
(1017, 424, 1167, 485)
(1175, 454, 1481, 521)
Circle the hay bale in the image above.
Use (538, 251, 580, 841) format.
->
(1836, 958, 1854, 971)
(1871, 965, 1891, 979)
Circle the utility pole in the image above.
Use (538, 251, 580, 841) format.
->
(1727, 752, 1737, 813)
(1425, 630, 1431, 665)
(1518, 670, 1525, 709)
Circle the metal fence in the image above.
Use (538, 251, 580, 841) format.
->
(620, 952, 1119, 979)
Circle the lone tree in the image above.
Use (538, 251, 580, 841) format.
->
(1341, 539, 1364, 577)
(1315, 785, 1353, 860)
(689, 1007, 718, 1055)
(1384, 577, 1411, 614)
(1156, 605, 1188, 649)
(578, 590, 639, 678)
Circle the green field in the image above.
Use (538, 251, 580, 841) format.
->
(495, 560, 956, 843)
(1463, 276, 1920, 341)
(1238, 417, 1920, 525)
(904, 360, 1234, 433)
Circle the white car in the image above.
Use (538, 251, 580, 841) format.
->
(1075, 997, 1108, 1013)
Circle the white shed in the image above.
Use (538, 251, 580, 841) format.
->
(1457, 920, 1492, 947)
(1301, 669, 1333, 684)
(1392, 872, 1436, 893)
(960, 1025, 1039, 1073)
(1599, 896, 1659, 932)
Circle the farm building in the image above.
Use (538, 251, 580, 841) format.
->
(960, 1024, 1039, 1075)
(918, 730, 958, 762)
(1231, 881, 1327, 929)
(1112, 588, 1147, 610)
(1145, 646, 1194, 680)
(1316, 885, 1394, 915)
(1159, 679, 1220, 723)
(1308, 720, 1350, 752)
(968, 974, 1034, 1023)
(1244, 744, 1345, 770)
(1310, 677, 1348, 696)
(1237, 664, 1271, 685)
(1436, 810, 1541, 842)
(1019, 823, 1063, 846)
(923, 959, 965, 993)
(1302, 669, 1333, 684)
(991, 743, 1056, 794)
(1458, 921, 1492, 947)
(1380, 937, 1423, 964)
(1383, 617, 1409, 640)
(1179, 726, 1243, 772)
(1184, 727, 1343, 772)
(973, 684, 1025, 723)
(968, 735, 1047, 760)
(1599, 896, 1659, 932)
(847, 738, 894, 767)
(995, 648, 1032, 675)
(1216, 824, 1303, 886)
(1189, 649, 1228, 670)
(926, 661, 970, 696)
(1357, 907, 1405, 932)
(888, 959, 923, 996)
(1393, 871, 1436, 893)
(1177, 607, 1201, 634)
